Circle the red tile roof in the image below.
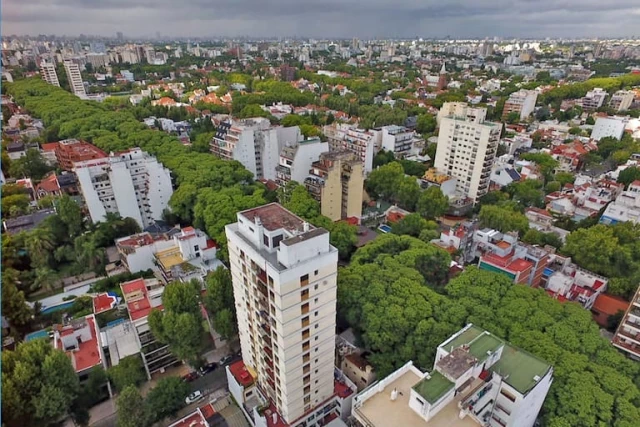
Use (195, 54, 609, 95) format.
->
(482, 251, 533, 273)
(41, 142, 59, 152)
(592, 294, 629, 320)
(229, 360, 255, 387)
(56, 316, 102, 373)
(169, 410, 207, 427)
(93, 293, 118, 314)
(36, 173, 60, 193)
(121, 278, 160, 321)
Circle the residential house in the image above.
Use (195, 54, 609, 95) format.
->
(600, 180, 640, 225)
(543, 254, 608, 309)
(53, 315, 104, 380)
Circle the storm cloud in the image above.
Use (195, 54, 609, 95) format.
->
(2, 0, 640, 38)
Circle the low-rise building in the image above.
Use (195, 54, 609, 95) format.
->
(591, 116, 627, 141)
(352, 324, 553, 427)
(341, 353, 376, 392)
(53, 315, 104, 379)
(612, 285, 640, 360)
(120, 278, 179, 378)
(524, 208, 570, 242)
(52, 139, 107, 171)
(2, 208, 56, 235)
(543, 254, 608, 309)
(305, 151, 364, 222)
(600, 180, 640, 225)
(591, 294, 629, 328)
(380, 125, 423, 158)
(580, 88, 607, 110)
(6, 141, 26, 160)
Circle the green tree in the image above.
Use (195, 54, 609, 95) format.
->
(145, 377, 189, 422)
(8, 149, 54, 180)
(1, 194, 31, 218)
(25, 226, 56, 268)
(391, 213, 431, 237)
(478, 204, 529, 235)
(204, 267, 234, 315)
(1, 268, 33, 327)
(416, 113, 436, 134)
(505, 179, 545, 207)
(562, 225, 621, 277)
(116, 385, 151, 427)
(554, 172, 575, 187)
(283, 184, 320, 220)
(55, 195, 84, 238)
(214, 308, 238, 341)
(617, 167, 640, 188)
(365, 162, 404, 200)
(520, 153, 559, 183)
(586, 116, 595, 125)
(107, 355, 146, 392)
(192, 132, 214, 153)
(2, 340, 80, 426)
(416, 186, 449, 220)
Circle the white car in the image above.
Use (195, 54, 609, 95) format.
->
(185, 391, 203, 405)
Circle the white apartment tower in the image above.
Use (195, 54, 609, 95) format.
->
(212, 118, 302, 181)
(39, 61, 60, 87)
(225, 203, 339, 424)
(275, 137, 329, 186)
(63, 59, 87, 98)
(435, 104, 501, 201)
(502, 90, 538, 120)
(74, 148, 173, 228)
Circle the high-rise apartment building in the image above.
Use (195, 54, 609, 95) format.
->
(39, 61, 60, 87)
(74, 148, 173, 228)
(275, 137, 328, 187)
(63, 59, 86, 98)
(436, 102, 488, 125)
(435, 104, 501, 201)
(502, 90, 538, 120)
(380, 125, 423, 158)
(212, 118, 302, 181)
(323, 123, 378, 174)
(305, 151, 364, 222)
(612, 285, 640, 360)
(225, 203, 340, 423)
(609, 90, 635, 112)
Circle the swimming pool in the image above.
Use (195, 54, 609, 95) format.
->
(41, 301, 74, 315)
(25, 329, 50, 342)
(378, 224, 392, 233)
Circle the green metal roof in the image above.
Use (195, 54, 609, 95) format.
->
(412, 371, 454, 404)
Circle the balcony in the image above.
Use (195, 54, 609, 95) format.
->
(302, 330, 310, 340)
(301, 304, 310, 315)
(263, 346, 273, 358)
(301, 291, 310, 301)
(617, 328, 640, 345)
(302, 317, 310, 328)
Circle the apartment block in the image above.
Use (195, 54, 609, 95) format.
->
(380, 125, 423, 158)
(352, 324, 553, 427)
(437, 102, 488, 125)
(305, 151, 364, 222)
(323, 123, 378, 174)
(50, 139, 107, 171)
(211, 118, 302, 181)
(609, 90, 635, 112)
(591, 116, 626, 141)
(39, 61, 60, 87)
(225, 203, 352, 425)
(64, 59, 87, 98)
(74, 147, 173, 229)
(120, 278, 179, 378)
(612, 285, 640, 360)
(434, 105, 501, 201)
(502, 90, 538, 120)
(275, 137, 328, 187)
(580, 88, 607, 110)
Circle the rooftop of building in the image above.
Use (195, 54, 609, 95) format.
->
(155, 246, 184, 271)
(120, 278, 162, 321)
(3, 208, 56, 235)
(354, 365, 477, 427)
(54, 316, 102, 373)
(168, 408, 208, 427)
(344, 353, 371, 371)
(229, 360, 255, 387)
(93, 292, 119, 314)
(116, 232, 164, 249)
(240, 203, 309, 233)
(481, 251, 533, 274)
(412, 370, 454, 404)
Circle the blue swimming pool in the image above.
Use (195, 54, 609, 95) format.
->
(378, 224, 392, 233)
(41, 301, 74, 315)
(25, 329, 50, 342)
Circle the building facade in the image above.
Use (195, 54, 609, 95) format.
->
(64, 60, 87, 98)
(323, 123, 378, 174)
(211, 118, 301, 181)
(74, 148, 173, 228)
(39, 61, 60, 87)
(305, 151, 364, 222)
(275, 137, 328, 187)
(502, 90, 538, 120)
(434, 105, 501, 201)
(225, 203, 341, 423)
(53, 139, 108, 171)
(581, 88, 607, 110)
(591, 117, 626, 141)
(612, 285, 640, 360)
(609, 90, 635, 112)
(380, 125, 423, 158)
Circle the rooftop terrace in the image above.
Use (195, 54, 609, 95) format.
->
(240, 203, 309, 233)
(412, 371, 454, 404)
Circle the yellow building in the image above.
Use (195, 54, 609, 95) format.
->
(305, 151, 364, 222)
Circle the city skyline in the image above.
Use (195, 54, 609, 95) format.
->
(3, 0, 640, 39)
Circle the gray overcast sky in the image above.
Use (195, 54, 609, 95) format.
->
(3, 0, 640, 38)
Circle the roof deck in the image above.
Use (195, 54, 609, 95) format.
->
(413, 371, 454, 404)
(355, 368, 477, 427)
(240, 203, 308, 233)
(491, 345, 551, 395)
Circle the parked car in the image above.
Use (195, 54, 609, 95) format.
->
(219, 354, 235, 365)
(198, 363, 217, 376)
(185, 390, 203, 405)
(182, 371, 199, 382)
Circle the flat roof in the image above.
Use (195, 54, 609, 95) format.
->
(490, 344, 551, 395)
(468, 333, 504, 362)
(412, 371, 454, 404)
(229, 360, 255, 387)
(239, 203, 309, 233)
(445, 325, 484, 350)
(155, 246, 183, 270)
(120, 278, 161, 321)
(93, 292, 118, 314)
(355, 368, 477, 427)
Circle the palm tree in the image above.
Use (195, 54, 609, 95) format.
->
(33, 267, 59, 293)
(25, 227, 56, 268)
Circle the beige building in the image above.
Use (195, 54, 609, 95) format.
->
(434, 104, 501, 202)
(341, 353, 376, 391)
(609, 90, 635, 112)
(225, 203, 339, 423)
(305, 151, 364, 222)
(63, 60, 86, 98)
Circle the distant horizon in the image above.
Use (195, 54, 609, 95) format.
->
(4, 0, 640, 40)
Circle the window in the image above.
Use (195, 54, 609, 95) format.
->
(263, 234, 269, 247)
(301, 289, 309, 301)
(300, 274, 309, 287)
(302, 316, 310, 327)
(272, 234, 283, 247)
(303, 374, 311, 385)
(314, 270, 319, 276)
(301, 303, 310, 314)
